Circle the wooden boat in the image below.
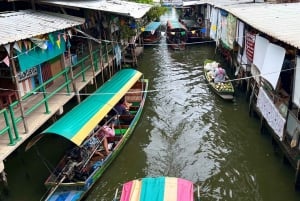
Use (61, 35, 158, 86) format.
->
(203, 59, 234, 100)
(26, 69, 148, 201)
(142, 21, 162, 44)
(114, 176, 200, 201)
(179, 19, 203, 43)
(166, 20, 187, 50)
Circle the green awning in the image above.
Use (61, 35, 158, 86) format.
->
(26, 68, 142, 150)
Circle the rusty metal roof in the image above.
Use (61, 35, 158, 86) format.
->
(0, 10, 85, 46)
(39, 0, 153, 19)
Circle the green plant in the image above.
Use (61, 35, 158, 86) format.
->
(120, 24, 136, 40)
(146, 6, 168, 21)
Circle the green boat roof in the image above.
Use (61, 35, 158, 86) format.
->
(26, 69, 142, 149)
(180, 19, 201, 28)
(167, 20, 187, 31)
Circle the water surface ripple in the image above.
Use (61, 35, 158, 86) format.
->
(85, 8, 300, 201)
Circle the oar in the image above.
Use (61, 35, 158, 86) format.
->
(43, 175, 67, 201)
(43, 160, 79, 201)
(197, 185, 200, 201)
(112, 188, 119, 201)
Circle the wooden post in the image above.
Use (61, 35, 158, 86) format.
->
(82, 24, 97, 89)
(87, 36, 98, 89)
(259, 115, 264, 135)
(98, 12, 104, 84)
(295, 160, 300, 191)
(246, 75, 251, 99)
(66, 36, 80, 103)
(248, 80, 255, 117)
(30, 0, 36, 10)
(10, 43, 28, 133)
(282, 154, 289, 165)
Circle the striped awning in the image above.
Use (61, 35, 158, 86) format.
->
(120, 177, 194, 201)
(26, 69, 142, 150)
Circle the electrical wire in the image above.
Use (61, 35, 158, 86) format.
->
(0, 65, 297, 96)
(0, 28, 297, 95)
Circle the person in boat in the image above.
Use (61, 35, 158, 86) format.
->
(205, 61, 219, 81)
(214, 65, 226, 83)
(114, 96, 132, 115)
(107, 96, 133, 126)
(95, 124, 115, 157)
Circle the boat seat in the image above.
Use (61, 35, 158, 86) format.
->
(113, 125, 129, 136)
(118, 115, 134, 124)
(126, 89, 142, 103)
(114, 128, 127, 136)
(129, 106, 139, 115)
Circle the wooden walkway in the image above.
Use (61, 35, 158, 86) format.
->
(0, 56, 116, 168)
(122, 46, 144, 67)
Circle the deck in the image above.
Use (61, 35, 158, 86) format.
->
(122, 46, 144, 67)
(0, 51, 116, 169)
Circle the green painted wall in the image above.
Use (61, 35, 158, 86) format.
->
(17, 33, 66, 72)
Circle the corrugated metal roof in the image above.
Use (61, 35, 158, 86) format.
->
(41, 69, 142, 147)
(183, 1, 300, 48)
(182, 0, 252, 7)
(0, 10, 85, 46)
(220, 3, 300, 49)
(39, 0, 153, 19)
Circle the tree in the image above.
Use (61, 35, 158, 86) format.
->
(129, 0, 168, 21)
(146, 5, 168, 21)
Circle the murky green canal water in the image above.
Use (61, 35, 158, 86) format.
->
(85, 8, 300, 201)
(2, 8, 300, 201)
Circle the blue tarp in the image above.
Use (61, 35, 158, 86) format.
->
(145, 22, 161, 32)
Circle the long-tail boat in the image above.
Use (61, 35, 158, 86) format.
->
(26, 68, 148, 201)
(114, 176, 200, 201)
(203, 59, 235, 100)
(179, 19, 203, 43)
(166, 20, 187, 50)
(142, 21, 162, 44)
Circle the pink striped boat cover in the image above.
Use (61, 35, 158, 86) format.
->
(120, 177, 194, 201)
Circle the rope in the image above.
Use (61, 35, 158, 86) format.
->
(0, 65, 298, 96)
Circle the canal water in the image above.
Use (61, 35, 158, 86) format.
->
(85, 8, 300, 201)
(1, 7, 300, 201)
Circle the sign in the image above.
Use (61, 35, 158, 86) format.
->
(18, 67, 37, 81)
(245, 32, 255, 62)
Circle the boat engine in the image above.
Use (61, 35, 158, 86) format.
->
(63, 161, 79, 181)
